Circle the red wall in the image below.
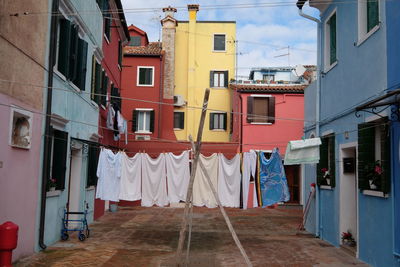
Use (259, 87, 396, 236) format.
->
(240, 93, 304, 154)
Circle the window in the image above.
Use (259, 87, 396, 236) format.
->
(50, 129, 68, 191)
(358, 119, 390, 193)
(174, 112, 185, 129)
(132, 109, 154, 133)
(324, 11, 337, 70)
(87, 145, 99, 187)
(213, 34, 226, 51)
(98, 0, 111, 41)
(247, 96, 275, 124)
(57, 18, 88, 90)
(129, 36, 141, 46)
(210, 112, 227, 130)
(137, 67, 154, 86)
(90, 56, 102, 105)
(262, 74, 275, 83)
(358, 0, 379, 42)
(317, 134, 336, 187)
(210, 71, 228, 88)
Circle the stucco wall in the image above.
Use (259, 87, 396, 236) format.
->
(0, 93, 42, 261)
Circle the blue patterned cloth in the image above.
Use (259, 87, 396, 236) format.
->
(258, 149, 290, 207)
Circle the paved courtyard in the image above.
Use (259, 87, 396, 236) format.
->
(16, 206, 368, 266)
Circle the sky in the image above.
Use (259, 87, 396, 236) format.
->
(120, 0, 319, 77)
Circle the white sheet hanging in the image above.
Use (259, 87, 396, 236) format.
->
(193, 153, 219, 208)
(119, 152, 142, 201)
(166, 151, 190, 203)
(218, 154, 241, 208)
(242, 150, 257, 209)
(96, 148, 121, 202)
(284, 138, 321, 165)
(141, 153, 169, 207)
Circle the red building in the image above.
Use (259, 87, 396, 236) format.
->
(231, 82, 307, 205)
(92, 0, 130, 220)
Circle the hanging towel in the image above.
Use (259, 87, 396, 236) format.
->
(141, 153, 169, 207)
(106, 105, 115, 130)
(117, 112, 128, 145)
(284, 138, 321, 165)
(218, 154, 241, 208)
(193, 153, 219, 208)
(96, 148, 122, 202)
(166, 151, 190, 203)
(242, 150, 257, 209)
(258, 149, 290, 207)
(119, 152, 142, 201)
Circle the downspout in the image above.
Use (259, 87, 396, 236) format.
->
(39, 0, 59, 250)
(158, 52, 163, 138)
(297, 0, 322, 238)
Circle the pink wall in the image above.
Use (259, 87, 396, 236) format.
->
(241, 93, 304, 153)
(0, 93, 42, 261)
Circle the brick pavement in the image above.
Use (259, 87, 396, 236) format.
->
(15, 206, 369, 267)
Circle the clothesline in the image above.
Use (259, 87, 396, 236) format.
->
(95, 148, 290, 209)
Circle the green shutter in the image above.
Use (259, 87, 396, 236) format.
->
(58, 19, 71, 77)
(101, 71, 107, 106)
(132, 110, 138, 132)
(329, 14, 337, 65)
(95, 62, 102, 105)
(87, 145, 99, 187)
(74, 38, 88, 90)
(224, 71, 229, 88)
(118, 40, 122, 67)
(329, 135, 336, 187)
(210, 113, 215, 130)
(317, 137, 329, 186)
(210, 71, 214, 87)
(367, 0, 379, 32)
(380, 123, 390, 194)
(91, 56, 96, 100)
(68, 24, 79, 81)
(51, 130, 69, 191)
(150, 110, 155, 133)
(358, 123, 375, 190)
(223, 113, 227, 130)
(180, 112, 185, 129)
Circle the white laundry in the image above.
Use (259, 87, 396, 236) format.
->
(96, 148, 121, 202)
(166, 151, 190, 203)
(119, 152, 142, 201)
(141, 153, 169, 207)
(106, 105, 115, 130)
(284, 138, 322, 165)
(193, 153, 219, 208)
(218, 154, 241, 208)
(117, 111, 128, 145)
(242, 150, 257, 209)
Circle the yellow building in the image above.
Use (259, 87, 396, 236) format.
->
(170, 4, 236, 142)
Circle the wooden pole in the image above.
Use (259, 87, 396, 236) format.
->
(188, 137, 253, 267)
(176, 88, 210, 266)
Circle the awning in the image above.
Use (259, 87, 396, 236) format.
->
(284, 138, 321, 165)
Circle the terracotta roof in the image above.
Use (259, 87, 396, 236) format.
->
(124, 42, 162, 56)
(230, 84, 306, 93)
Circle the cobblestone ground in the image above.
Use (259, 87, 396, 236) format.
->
(16, 206, 368, 267)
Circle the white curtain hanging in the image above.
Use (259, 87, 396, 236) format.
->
(166, 151, 190, 203)
(141, 153, 169, 207)
(119, 152, 142, 201)
(193, 153, 219, 208)
(218, 154, 241, 208)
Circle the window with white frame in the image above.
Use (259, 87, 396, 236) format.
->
(137, 67, 154, 86)
(174, 112, 185, 129)
(132, 109, 154, 133)
(262, 74, 275, 83)
(324, 11, 337, 70)
(213, 34, 226, 51)
(210, 112, 227, 130)
(358, 0, 379, 41)
(210, 71, 228, 88)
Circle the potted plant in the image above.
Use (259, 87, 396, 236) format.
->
(47, 178, 57, 191)
(321, 168, 330, 185)
(341, 231, 356, 247)
(365, 160, 382, 190)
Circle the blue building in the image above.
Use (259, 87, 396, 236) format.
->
(297, 0, 399, 266)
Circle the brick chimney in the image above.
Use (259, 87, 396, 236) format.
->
(161, 6, 177, 99)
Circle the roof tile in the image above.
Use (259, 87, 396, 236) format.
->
(124, 42, 162, 56)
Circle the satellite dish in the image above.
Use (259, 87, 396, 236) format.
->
(292, 65, 306, 77)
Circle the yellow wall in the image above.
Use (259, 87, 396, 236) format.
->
(174, 11, 236, 142)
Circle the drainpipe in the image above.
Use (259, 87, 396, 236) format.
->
(158, 52, 163, 138)
(39, 0, 59, 250)
(296, 0, 322, 238)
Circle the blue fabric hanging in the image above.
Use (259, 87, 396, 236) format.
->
(258, 149, 290, 207)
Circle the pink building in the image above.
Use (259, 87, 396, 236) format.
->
(231, 82, 307, 205)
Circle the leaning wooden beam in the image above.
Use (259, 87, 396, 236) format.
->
(176, 88, 210, 266)
(189, 137, 253, 267)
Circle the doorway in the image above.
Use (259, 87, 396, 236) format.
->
(68, 144, 83, 223)
(285, 165, 300, 204)
(340, 144, 358, 255)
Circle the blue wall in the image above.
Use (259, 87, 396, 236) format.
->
(305, 0, 399, 265)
